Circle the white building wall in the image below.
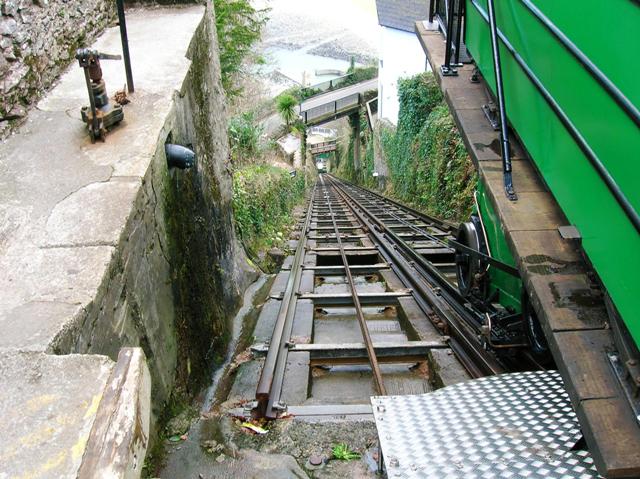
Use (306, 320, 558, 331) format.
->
(378, 25, 428, 124)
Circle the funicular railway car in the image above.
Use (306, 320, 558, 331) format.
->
(411, 0, 640, 476)
(316, 156, 328, 173)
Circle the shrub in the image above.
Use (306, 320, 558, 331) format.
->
(232, 165, 306, 270)
(214, 0, 267, 98)
(336, 72, 475, 222)
(228, 112, 263, 164)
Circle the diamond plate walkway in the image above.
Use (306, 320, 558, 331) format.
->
(372, 371, 602, 478)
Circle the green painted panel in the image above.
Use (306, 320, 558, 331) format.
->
(476, 182, 522, 312)
(534, 0, 640, 106)
(465, 0, 640, 346)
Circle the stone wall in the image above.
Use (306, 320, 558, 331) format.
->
(51, 3, 256, 424)
(0, 0, 114, 137)
(166, 3, 258, 394)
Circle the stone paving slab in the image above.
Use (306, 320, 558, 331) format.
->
(0, 6, 204, 478)
(0, 351, 114, 479)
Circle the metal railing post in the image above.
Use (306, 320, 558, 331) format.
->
(441, 0, 459, 76)
(453, 0, 465, 65)
(116, 0, 134, 93)
(429, 0, 437, 22)
(486, 0, 516, 200)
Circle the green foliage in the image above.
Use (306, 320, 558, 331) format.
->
(276, 93, 297, 127)
(397, 72, 443, 137)
(232, 165, 306, 271)
(335, 72, 475, 221)
(343, 65, 378, 86)
(348, 56, 356, 73)
(299, 86, 322, 101)
(214, 0, 267, 98)
(335, 110, 377, 188)
(228, 112, 263, 164)
(300, 66, 378, 100)
(331, 443, 361, 461)
(379, 72, 475, 220)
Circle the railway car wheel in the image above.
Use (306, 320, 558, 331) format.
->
(455, 216, 487, 297)
(522, 293, 553, 365)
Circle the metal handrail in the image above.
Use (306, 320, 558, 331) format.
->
(470, 0, 640, 234)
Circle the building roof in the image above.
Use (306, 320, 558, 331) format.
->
(375, 0, 429, 33)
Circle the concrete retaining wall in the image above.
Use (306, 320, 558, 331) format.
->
(52, 3, 256, 420)
(0, 0, 114, 137)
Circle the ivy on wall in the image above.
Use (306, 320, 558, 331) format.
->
(336, 72, 476, 222)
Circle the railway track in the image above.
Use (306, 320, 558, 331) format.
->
(252, 174, 541, 420)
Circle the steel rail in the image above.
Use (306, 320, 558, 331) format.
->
(254, 187, 316, 418)
(326, 175, 504, 377)
(340, 182, 452, 249)
(336, 176, 457, 232)
(319, 176, 387, 395)
(336, 179, 545, 376)
(334, 177, 481, 328)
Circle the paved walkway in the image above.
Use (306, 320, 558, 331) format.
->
(0, 6, 203, 477)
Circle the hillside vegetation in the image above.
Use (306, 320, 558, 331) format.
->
(336, 72, 475, 222)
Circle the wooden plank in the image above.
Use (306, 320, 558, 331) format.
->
(509, 229, 583, 274)
(550, 330, 619, 401)
(577, 397, 640, 478)
(526, 273, 607, 332)
(78, 348, 150, 479)
(480, 159, 547, 193)
(486, 190, 567, 232)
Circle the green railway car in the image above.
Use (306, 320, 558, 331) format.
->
(434, 0, 640, 473)
(450, 1, 640, 354)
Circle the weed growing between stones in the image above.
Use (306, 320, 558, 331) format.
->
(331, 443, 361, 461)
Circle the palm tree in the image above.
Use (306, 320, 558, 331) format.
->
(277, 94, 297, 128)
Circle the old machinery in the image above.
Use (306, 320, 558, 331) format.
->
(76, 48, 125, 142)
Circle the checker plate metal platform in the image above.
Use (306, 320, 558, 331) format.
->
(371, 371, 602, 478)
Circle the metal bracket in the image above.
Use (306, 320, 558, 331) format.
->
(470, 67, 481, 83)
(558, 225, 581, 241)
(440, 64, 459, 77)
(608, 353, 640, 425)
(481, 103, 500, 130)
(272, 402, 288, 413)
(504, 170, 517, 201)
